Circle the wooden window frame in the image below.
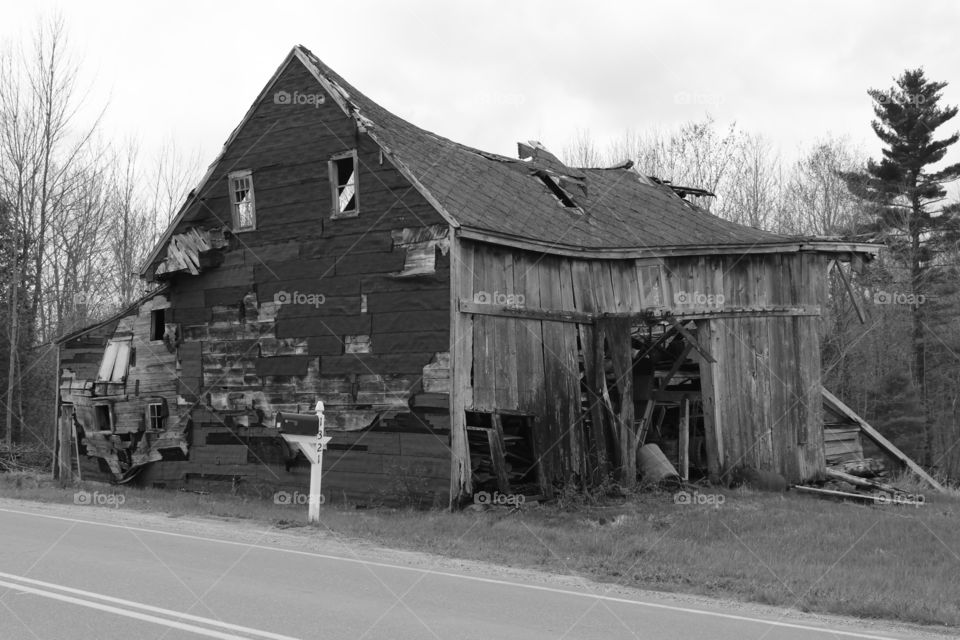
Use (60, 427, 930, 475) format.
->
(228, 169, 256, 231)
(329, 150, 359, 219)
(146, 401, 166, 431)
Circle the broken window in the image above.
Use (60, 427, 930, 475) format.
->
(228, 170, 256, 231)
(535, 171, 578, 208)
(151, 308, 165, 341)
(329, 151, 358, 217)
(146, 401, 166, 430)
(94, 404, 112, 431)
(97, 339, 132, 383)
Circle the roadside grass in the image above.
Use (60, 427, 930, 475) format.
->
(3, 472, 959, 629)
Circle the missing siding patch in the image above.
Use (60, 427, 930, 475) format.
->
(392, 225, 450, 277)
(345, 335, 372, 354)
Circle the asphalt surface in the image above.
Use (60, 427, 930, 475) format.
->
(0, 500, 949, 640)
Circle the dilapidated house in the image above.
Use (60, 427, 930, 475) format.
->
(55, 45, 894, 506)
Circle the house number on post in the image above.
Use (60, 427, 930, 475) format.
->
(309, 400, 332, 523)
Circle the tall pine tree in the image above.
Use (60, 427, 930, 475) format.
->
(845, 69, 960, 466)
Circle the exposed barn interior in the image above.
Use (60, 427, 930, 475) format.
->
(55, 44, 931, 510)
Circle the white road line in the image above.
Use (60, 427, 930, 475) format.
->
(0, 577, 301, 640)
(0, 506, 903, 640)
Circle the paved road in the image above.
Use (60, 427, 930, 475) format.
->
(0, 501, 944, 640)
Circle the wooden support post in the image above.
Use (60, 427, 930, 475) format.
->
(449, 232, 474, 507)
(679, 395, 690, 481)
(72, 417, 83, 482)
(635, 400, 656, 452)
(489, 414, 511, 494)
(57, 414, 72, 486)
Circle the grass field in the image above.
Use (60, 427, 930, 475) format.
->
(3, 472, 959, 630)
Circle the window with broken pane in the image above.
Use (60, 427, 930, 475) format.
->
(228, 170, 256, 231)
(329, 151, 358, 217)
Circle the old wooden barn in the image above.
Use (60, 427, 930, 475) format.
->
(54, 45, 885, 506)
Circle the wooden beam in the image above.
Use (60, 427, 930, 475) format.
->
(56, 414, 72, 485)
(679, 395, 690, 481)
(449, 233, 473, 507)
(459, 299, 820, 325)
(489, 414, 511, 494)
(667, 317, 716, 363)
(821, 387, 945, 493)
(458, 298, 593, 324)
(830, 260, 866, 324)
(825, 468, 899, 495)
(457, 227, 881, 261)
(660, 343, 694, 388)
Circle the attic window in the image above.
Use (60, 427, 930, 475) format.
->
(228, 170, 256, 231)
(330, 151, 358, 218)
(536, 172, 578, 209)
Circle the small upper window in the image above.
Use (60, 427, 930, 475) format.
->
(228, 170, 256, 231)
(329, 151, 358, 217)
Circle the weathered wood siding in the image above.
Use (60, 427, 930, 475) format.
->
(454, 239, 830, 493)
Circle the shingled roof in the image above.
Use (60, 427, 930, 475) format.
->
(296, 47, 791, 254)
(141, 46, 879, 275)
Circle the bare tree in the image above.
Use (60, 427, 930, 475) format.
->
(0, 15, 102, 445)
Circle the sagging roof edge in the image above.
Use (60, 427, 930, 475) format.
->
(455, 227, 882, 260)
(55, 285, 171, 345)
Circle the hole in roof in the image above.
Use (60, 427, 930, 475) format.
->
(536, 173, 578, 209)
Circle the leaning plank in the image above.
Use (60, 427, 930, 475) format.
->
(794, 485, 876, 503)
(821, 387, 944, 493)
(489, 414, 512, 494)
(825, 468, 899, 495)
(795, 484, 924, 506)
(666, 317, 716, 363)
(829, 260, 867, 325)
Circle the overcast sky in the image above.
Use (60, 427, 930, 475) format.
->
(2, 0, 960, 196)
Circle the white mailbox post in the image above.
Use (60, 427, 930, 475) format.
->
(309, 400, 332, 523)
